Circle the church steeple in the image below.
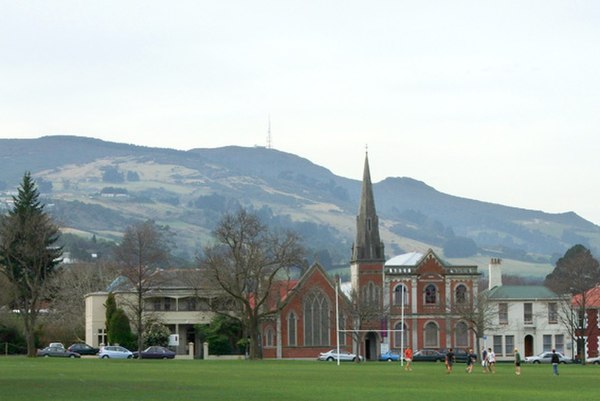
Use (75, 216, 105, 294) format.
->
(351, 152, 385, 263)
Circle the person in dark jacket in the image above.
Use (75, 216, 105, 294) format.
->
(445, 348, 455, 374)
(551, 349, 560, 376)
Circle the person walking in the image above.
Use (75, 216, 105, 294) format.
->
(445, 348, 455, 374)
(487, 348, 496, 373)
(404, 347, 413, 371)
(514, 348, 521, 375)
(481, 347, 488, 373)
(551, 349, 560, 376)
(466, 348, 476, 373)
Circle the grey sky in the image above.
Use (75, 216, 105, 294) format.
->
(2, 1, 599, 224)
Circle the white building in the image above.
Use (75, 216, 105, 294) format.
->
(85, 269, 220, 356)
(483, 259, 572, 360)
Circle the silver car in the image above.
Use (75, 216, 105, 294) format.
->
(98, 345, 133, 359)
(525, 351, 571, 364)
(318, 349, 363, 362)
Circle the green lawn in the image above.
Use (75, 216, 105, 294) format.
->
(0, 358, 597, 401)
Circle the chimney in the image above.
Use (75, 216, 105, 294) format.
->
(488, 258, 502, 289)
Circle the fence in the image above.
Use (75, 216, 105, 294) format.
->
(1, 342, 28, 355)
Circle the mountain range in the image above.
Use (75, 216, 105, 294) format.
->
(1, 135, 598, 278)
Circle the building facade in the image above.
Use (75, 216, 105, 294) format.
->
(381, 250, 479, 356)
(483, 259, 573, 360)
(572, 286, 600, 359)
(85, 270, 218, 356)
(260, 263, 353, 359)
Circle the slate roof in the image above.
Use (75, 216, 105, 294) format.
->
(485, 285, 560, 300)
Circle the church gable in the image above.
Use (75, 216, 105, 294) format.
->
(415, 250, 446, 276)
(280, 262, 336, 309)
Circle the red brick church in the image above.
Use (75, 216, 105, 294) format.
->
(262, 153, 479, 359)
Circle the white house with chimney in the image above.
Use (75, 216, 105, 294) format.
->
(482, 259, 573, 361)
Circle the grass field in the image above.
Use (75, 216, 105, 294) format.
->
(0, 358, 598, 401)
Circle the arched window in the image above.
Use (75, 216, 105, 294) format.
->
(455, 284, 468, 304)
(338, 314, 346, 346)
(425, 284, 437, 304)
(265, 327, 275, 347)
(456, 321, 469, 348)
(288, 311, 297, 346)
(394, 322, 409, 348)
(394, 284, 409, 306)
(424, 322, 439, 348)
(304, 291, 330, 346)
(363, 281, 381, 306)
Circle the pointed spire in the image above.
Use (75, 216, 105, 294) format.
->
(351, 152, 385, 262)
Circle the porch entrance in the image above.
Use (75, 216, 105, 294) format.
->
(364, 331, 379, 361)
(524, 335, 534, 357)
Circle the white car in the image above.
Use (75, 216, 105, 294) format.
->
(318, 349, 363, 362)
(98, 345, 133, 359)
(525, 351, 571, 364)
(587, 356, 600, 365)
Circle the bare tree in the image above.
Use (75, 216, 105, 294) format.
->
(0, 274, 15, 309)
(199, 209, 305, 359)
(545, 244, 600, 362)
(0, 173, 62, 357)
(449, 291, 498, 358)
(113, 220, 172, 353)
(45, 261, 118, 343)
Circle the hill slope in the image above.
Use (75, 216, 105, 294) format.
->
(1, 135, 598, 276)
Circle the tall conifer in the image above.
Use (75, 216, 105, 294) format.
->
(0, 172, 62, 356)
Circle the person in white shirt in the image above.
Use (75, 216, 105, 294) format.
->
(487, 348, 496, 373)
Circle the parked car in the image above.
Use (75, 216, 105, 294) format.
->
(379, 350, 402, 362)
(525, 351, 571, 364)
(37, 346, 80, 358)
(68, 343, 99, 356)
(98, 345, 133, 359)
(133, 346, 176, 359)
(411, 349, 445, 362)
(587, 356, 600, 365)
(438, 348, 470, 363)
(318, 349, 363, 362)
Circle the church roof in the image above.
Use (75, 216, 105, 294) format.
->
(385, 252, 424, 266)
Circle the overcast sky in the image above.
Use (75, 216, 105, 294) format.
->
(2, 1, 599, 225)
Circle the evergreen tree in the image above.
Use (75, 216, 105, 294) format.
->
(108, 308, 133, 348)
(545, 244, 600, 362)
(0, 172, 62, 356)
(104, 292, 117, 344)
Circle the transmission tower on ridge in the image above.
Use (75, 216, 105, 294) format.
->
(266, 115, 272, 149)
